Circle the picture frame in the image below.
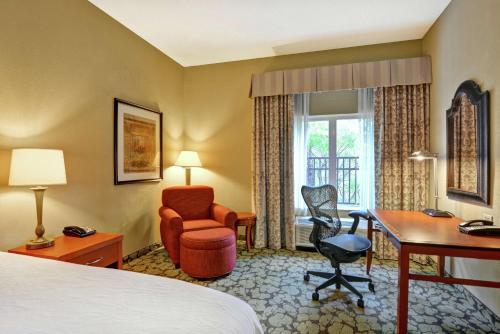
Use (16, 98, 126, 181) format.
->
(114, 98, 163, 185)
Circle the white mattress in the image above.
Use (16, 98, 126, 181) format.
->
(0, 252, 263, 334)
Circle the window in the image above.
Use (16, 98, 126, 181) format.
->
(307, 115, 361, 208)
(294, 90, 374, 214)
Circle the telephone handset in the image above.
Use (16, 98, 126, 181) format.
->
(422, 208, 454, 218)
(63, 226, 96, 238)
(458, 220, 500, 236)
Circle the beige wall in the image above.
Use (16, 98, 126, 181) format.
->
(1, 1, 498, 315)
(0, 0, 185, 255)
(423, 0, 500, 315)
(183, 40, 423, 212)
(0, 1, 422, 255)
(310, 90, 358, 116)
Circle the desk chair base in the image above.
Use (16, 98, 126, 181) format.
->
(304, 268, 374, 308)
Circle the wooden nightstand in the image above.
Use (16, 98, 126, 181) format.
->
(8, 232, 123, 269)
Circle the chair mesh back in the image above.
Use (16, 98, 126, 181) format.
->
(301, 185, 342, 244)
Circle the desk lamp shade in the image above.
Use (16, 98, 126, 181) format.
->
(175, 151, 202, 168)
(9, 149, 67, 249)
(409, 150, 439, 211)
(175, 151, 201, 185)
(9, 149, 67, 186)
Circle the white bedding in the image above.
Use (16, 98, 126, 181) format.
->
(0, 252, 263, 334)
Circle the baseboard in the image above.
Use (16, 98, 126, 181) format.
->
(123, 243, 162, 263)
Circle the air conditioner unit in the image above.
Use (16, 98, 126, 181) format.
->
(295, 217, 314, 248)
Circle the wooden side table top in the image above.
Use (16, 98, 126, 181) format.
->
(9, 232, 123, 262)
(236, 212, 256, 226)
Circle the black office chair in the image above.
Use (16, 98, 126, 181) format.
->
(301, 184, 374, 308)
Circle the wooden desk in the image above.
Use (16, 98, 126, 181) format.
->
(9, 233, 123, 269)
(368, 209, 500, 334)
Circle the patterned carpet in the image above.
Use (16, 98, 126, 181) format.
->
(124, 242, 500, 334)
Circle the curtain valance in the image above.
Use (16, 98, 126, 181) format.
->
(317, 64, 353, 91)
(250, 70, 284, 97)
(284, 68, 317, 94)
(353, 60, 391, 89)
(249, 56, 431, 97)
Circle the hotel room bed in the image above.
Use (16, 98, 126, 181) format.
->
(0, 252, 263, 334)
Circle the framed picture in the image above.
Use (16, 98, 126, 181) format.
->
(114, 98, 163, 185)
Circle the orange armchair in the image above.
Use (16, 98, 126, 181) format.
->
(158, 185, 237, 266)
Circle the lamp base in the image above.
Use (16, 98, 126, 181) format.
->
(185, 167, 191, 185)
(26, 237, 55, 250)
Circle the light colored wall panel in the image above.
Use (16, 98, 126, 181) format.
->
(423, 0, 500, 315)
(0, 0, 185, 255)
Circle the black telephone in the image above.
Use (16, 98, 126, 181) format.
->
(63, 226, 96, 238)
(458, 220, 500, 236)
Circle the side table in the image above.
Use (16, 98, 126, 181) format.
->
(236, 212, 256, 251)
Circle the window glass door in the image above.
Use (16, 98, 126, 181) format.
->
(307, 120, 329, 186)
(336, 118, 361, 206)
(306, 116, 361, 208)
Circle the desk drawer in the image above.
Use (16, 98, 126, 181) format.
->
(68, 242, 119, 268)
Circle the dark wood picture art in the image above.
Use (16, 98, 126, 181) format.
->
(114, 98, 163, 185)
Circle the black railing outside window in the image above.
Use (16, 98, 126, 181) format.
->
(307, 156, 360, 205)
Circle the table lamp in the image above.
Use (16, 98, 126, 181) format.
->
(409, 150, 439, 211)
(175, 150, 201, 185)
(9, 149, 67, 249)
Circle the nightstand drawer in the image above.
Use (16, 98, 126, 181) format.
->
(68, 242, 119, 267)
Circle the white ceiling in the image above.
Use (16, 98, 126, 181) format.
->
(89, 0, 450, 67)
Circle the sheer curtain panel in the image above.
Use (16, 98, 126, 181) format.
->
(358, 89, 375, 210)
(293, 93, 310, 216)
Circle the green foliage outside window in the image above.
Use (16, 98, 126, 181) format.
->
(307, 118, 360, 205)
(307, 120, 359, 158)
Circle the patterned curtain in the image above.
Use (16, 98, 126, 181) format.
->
(373, 84, 431, 264)
(252, 95, 295, 250)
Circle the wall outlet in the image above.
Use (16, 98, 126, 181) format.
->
(482, 213, 493, 222)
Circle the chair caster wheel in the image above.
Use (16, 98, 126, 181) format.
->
(312, 292, 319, 301)
(368, 282, 375, 292)
(357, 299, 365, 308)
(304, 274, 310, 282)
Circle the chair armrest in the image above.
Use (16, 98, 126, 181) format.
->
(310, 216, 333, 229)
(158, 207, 183, 267)
(347, 210, 371, 234)
(159, 207, 183, 234)
(210, 203, 237, 230)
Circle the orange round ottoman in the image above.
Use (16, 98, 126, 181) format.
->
(180, 228, 236, 279)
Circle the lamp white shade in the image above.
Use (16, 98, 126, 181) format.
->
(175, 151, 202, 167)
(9, 149, 67, 186)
